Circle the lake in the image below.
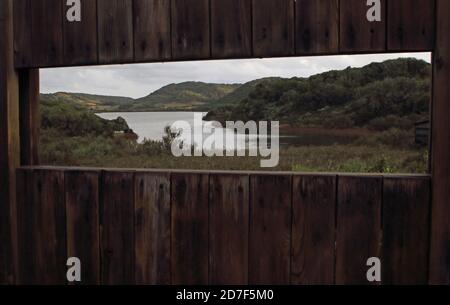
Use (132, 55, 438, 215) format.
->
(96, 112, 359, 149)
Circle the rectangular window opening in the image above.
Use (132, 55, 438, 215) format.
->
(39, 53, 432, 174)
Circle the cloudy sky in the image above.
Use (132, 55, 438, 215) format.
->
(41, 52, 431, 99)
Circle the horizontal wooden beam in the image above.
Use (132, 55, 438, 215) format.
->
(12, 0, 436, 68)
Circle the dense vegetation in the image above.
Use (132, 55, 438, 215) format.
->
(205, 58, 430, 131)
(40, 58, 430, 173)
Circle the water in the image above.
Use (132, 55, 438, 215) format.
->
(96, 112, 272, 151)
(96, 112, 358, 149)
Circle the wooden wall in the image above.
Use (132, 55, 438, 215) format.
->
(15, 167, 431, 285)
(13, 0, 436, 68)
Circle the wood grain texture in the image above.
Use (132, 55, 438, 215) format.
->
(134, 0, 171, 61)
(430, 0, 450, 284)
(134, 172, 171, 285)
(296, 0, 339, 55)
(101, 171, 135, 284)
(171, 173, 209, 285)
(291, 175, 336, 285)
(19, 69, 40, 166)
(209, 174, 249, 285)
(382, 177, 430, 285)
(335, 176, 382, 285)
(249, 174, 292, 285)
(16, 169, 37, 284)
(171, 0, 210, 60)
(97, 0, 134, 64)
(0, 0, 20, 284)
(65, 170, 100, 285)
(63, 0, 98, 65)
(33, 169, 67, 284)
(388, 0, 435, 51)
(211, 0, 252, 58)
(340, 0, 386, 52)
(30, 0, 63, 67)
(252, 0, 295, 57)
(13, 0, 32, 67)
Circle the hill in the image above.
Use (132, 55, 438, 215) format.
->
(205, 58, 431, 131)
(41, 81, 241, 112)
(126, 81, 240, 111)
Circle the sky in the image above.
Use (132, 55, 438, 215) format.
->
(40, 52, 431, 99)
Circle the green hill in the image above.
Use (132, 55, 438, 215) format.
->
(42, 81, 241, 112)
(127, 81, 240, 111)
(205, 58, 431, 131)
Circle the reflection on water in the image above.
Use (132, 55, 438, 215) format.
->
(97, 112, 359, 149)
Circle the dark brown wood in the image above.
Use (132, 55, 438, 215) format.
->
(382, 177, 430, 285)
(252, 0, 295, 57)
(211, 0, 252, 58)
(171, 0, 210, 60)
(16, 169, 37, 284)
(97, 0, 134, 64)
(340, 0, 386, 52)
(134, 0, 171, 62)
(296, 0, 339, 55)
(335, 176, 382, 285)
(0, 0, 20, 284)
(13, 0, 32, 67)
(430, 0, 450, 284)
(30, 0, 63, 67)
(101, 171, 135, 284)
(65, 170, 100, 285)
(63, 0, 98, 65)
(171, 173, 209, 285)
(19, 69, 40, 166)
(209, 174, 249, 285)
(249, 174, 292, 285)
(291, 175, 336, 285)
(33, 169, 67, 284)
(134, 172, 171, 285)
(388, 0, 435, 51)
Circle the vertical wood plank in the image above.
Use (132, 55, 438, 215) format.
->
(291, 175, 336, 285)
(63, 0, 98, 65)
(296, 0, 339, 55)
(0, 0, 20, 284)
(65, 170, 100, 285)
(388, 0, 435, 51)
(19, 69, 40, 166)
(171, 0, 210, 60)
(33, 169, 67, 284)
(30, 0, 63, 67)
(430, 0, 450, 284)
(252, 0, 295, 57)
(13, 0, 32, 67)
(249, 174, 292, 284)
(134, 172, 171, 285)
(335, 176, 382, 285)
(340, 0, 386, 52)
(171, 173, 209, 285)
(211, 0, 252, 58)
(101, 171, 135, 284)
(134, 0, 171, 62)
(16, 168, 37, 284)
(97, 0, 134, 64)
(382, 177, 430, 285)
(209, 174, 249, 285)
